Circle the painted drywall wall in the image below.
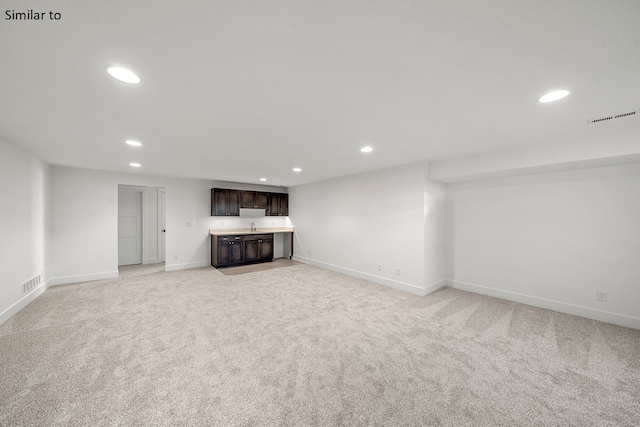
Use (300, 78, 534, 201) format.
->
(48, 167, 293, 284)
(49, 166, 211, 282)
(289, 162, 445, 295)
(424, 175, 446, 288)
(446, 163, 640, 328)
(0, 138, 49, 324)
(50, 167, 120, 283)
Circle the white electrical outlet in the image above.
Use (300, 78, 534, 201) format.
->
(186, 221, 192, 227)
(173, 254, 179, 261)
(378, 264, 382, 271)
(596, 291, 607, 302)
(395, 268, 401, 275)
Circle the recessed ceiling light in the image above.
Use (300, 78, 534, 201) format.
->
(293, 167, 302, 172)
(259, 178, 267, 182)
(129, 162, 141, 168)
(107, 66, 140, 84)
(125, 140, 142, 147)
(360, 146, 373, 153)
(538, 89, 570, 103)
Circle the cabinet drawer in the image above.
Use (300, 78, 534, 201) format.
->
(218, 235, 243, 242)
(243, 234, 273, 241)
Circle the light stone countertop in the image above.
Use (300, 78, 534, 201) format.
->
(209, 227, 294, 236)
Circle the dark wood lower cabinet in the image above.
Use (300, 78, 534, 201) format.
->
(211, 234, 274, 267)
(243, 234, 273, 264)
(213, 235, 244, 267)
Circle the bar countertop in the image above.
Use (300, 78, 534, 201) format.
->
(209, 227, 294, 236)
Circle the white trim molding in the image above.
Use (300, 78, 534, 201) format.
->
(48, 271, 119, 287)
(164, 260, 209, 272)
(293, 256, 445, 297)
(447, 279, 640, 330)
(0, 280, 48, 326)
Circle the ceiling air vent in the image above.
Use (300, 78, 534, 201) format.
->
(588, 110, 638, 124)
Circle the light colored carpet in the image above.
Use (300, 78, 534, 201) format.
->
(217, 259, 304, 276)
(118, 263, 165, 278)
(1, 264, 639, 426)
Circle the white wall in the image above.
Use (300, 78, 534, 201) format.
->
(48, 167, 294, 285)
(289, 162, 445, 295)
(49, 166, 212, 283)
(446, 163, 640, 329)
(424, 175, 446, 288)
(0, 138, 49, 324)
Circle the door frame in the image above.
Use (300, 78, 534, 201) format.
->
(118, 185, 166, 265)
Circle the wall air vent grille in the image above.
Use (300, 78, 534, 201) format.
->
(21, 273, 42, 296)
(588, 110, 638, 124)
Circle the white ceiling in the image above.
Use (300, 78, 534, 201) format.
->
(1, 0, 639, 187)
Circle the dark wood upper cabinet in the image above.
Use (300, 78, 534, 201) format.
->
(212, 188, 288, 217)
(211, 188, 240, 216)
(240, 191, 269, 209)
(255, 192, 269, 209)
(269, 193, 289, 216)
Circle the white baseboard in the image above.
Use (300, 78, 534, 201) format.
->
(48, 271, 119, 287)
(447, 279, 640, 330)
(293, 256, 445, 296)
(424, 278, 447, 295)
(0, 280, 49, 326)
(164, 260, 210, 272)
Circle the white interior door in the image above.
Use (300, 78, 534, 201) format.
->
(159, 189, 166, 263)
(118, 190, 142, 265)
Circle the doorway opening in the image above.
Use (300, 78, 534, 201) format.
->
(118, 185, 166, 267)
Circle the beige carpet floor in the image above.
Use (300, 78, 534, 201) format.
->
(217, 259, 304, 276)
(1, 264, 639, 426)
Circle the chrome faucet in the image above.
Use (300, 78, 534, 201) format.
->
(250, 222, 255, 232)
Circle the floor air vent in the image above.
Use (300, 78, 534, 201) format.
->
(588, 110, 638, 124)
(21, 274, 42, 296)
